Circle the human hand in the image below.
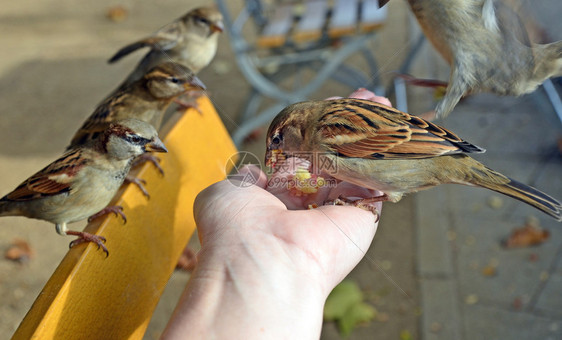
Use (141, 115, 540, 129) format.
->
(161, 89, 389, 339)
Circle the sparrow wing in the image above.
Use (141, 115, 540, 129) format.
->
(318, 99, 485, 159)
(5, 149, 89, 201)
(67, 91, 129, 148)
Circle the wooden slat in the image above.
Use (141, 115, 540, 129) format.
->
(12, 96, 237, 340)
(293, 0, 328, 43)
(257, 4, 295, 48)
(328, 0, 359, 38)
(360, 0, 387, 32)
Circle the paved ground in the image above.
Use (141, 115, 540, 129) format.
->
(0, 1, 561, 339)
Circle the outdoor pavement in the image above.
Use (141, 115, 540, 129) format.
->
(0, 1, 561, 339)
(414, 92, 562, 340)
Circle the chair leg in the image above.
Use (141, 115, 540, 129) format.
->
(541, 78, 562, 125)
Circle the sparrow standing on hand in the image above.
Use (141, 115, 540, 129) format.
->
(0, 119, 168, 254)
(108, 6, 224, 89)
(265, 98, 562, 221)
(406, 0, 562, 118)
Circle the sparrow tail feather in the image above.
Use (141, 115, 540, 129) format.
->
(108, 41, 150, 63)
(482, 178, 562, 221)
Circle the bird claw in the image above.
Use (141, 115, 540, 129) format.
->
(67, 231, 109, 257)
(174, 92, 204, 115)
(133, 154, 164, 176)
(88, 205, 127, 224)
(125, 175, 150, 198)
(324, 194, 388, 222)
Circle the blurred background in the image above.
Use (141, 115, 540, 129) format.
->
(0, 0, 561, 339)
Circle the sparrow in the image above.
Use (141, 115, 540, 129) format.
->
(68, 61, 206, 148)
(405, 0, 562, 118)
(108, 6, 224, 89)
(265, 98, 562, 221)
(0, 119, 168, 255)
(68, 62, 204, 196)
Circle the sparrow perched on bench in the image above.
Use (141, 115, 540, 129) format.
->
(108, 6, 224, 89)
(0, 119, 168, 255)
(69, 62, 205, 148)
(68, 62, 205, 196)
(265, 98, 562, 221)
(405, 0, 562, 118)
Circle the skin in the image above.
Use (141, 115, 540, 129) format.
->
(161, 91, 386, 339)
(161, 165, 378, 339)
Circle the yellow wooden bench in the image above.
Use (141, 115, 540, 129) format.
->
(11, 96, 237, 339)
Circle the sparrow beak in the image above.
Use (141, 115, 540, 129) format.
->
(145, 137, 168, 153)
(265, 149, 283, 168)
(185, 76, 207, 91)
(211, 21, 224, 33)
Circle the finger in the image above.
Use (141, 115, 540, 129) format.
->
(347, 88, 393, 107)
(237, 164, 268, 189)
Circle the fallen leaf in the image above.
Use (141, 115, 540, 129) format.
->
(430, 322, 442, 333)
(324, 280, 376, 337)
(337, 302, 377, 337)
(106, 6, 128, 22)
(487, 196, 504, 210)
(447, 230, 457, 241)
(481, 265, 497, 277)
(528, 253, 539, 262)
(324, 280, 363, 321)
(465, 294, 478, 305)
(400, 329, 413, 340)
(539, 271, 549, 281)
(512, 297, 523, 310)
(4, 238, 33, 263)
(502, 218, 550, 248)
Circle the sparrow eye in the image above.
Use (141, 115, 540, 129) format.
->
(170, 77, 180, 84)
(129, 135, 142, 144)
(271, 136, 281, 146)
(195, 17, 210, 25)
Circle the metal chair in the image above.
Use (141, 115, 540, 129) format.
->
(215, 0, 388, 146)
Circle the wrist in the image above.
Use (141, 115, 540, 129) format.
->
(162, 232, 328, 339)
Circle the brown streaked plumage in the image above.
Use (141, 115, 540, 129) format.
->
(0, 119, 168, 255)
(68, 62, 205, 149)
(405, 0, 562, 118)
(265, 99, 562, 221)
(108, 6, 223, 89)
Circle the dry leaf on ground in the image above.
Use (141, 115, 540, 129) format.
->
(502, 218, 550, 248)
(106, 6, 128, 22)
(4, 238, 34, 263)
